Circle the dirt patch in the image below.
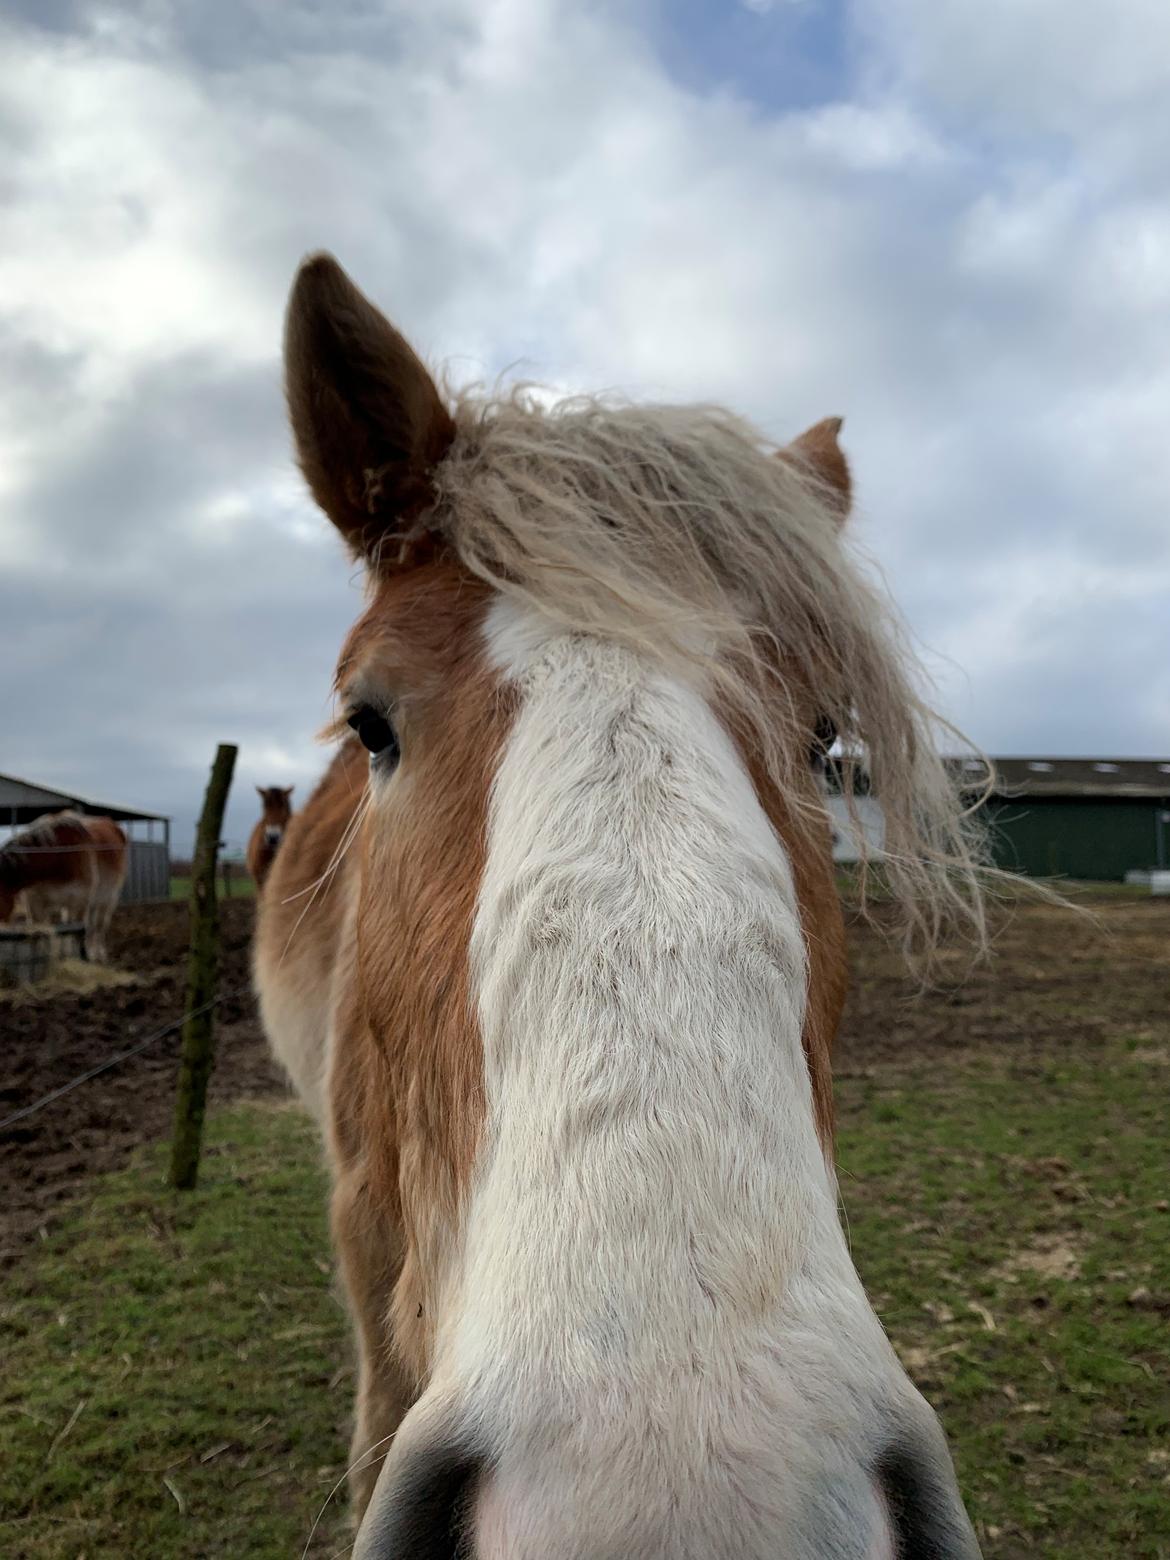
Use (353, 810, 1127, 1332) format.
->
(0, 899, 289, 1271)
(993, 1234, 1084, 1283)
(836, 895, 1170, 1071)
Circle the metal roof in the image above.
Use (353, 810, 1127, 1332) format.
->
(976, 757, 1170, 800)
(827, 754, 1170, 800)
(0, 771, 170, 827)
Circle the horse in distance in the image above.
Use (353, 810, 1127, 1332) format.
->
(254, 254, 987, 1559)
(0, 810, 128, 963)
(246, 786, 295, 888)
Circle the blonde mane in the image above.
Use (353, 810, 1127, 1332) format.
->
(423, 388, 990, 959)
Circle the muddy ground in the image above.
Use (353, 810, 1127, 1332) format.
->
(837, 891, 1169, 1072)
(2, 890, 1166, 1271)
(0, 900, 286, 1271)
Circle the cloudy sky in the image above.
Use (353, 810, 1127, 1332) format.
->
(2, 0, 1168, 853)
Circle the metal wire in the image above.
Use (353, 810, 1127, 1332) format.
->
(0, 982, 254, 1134)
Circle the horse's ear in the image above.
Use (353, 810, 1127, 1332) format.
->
(780, 416, 851, 524)
(284, 254, 456, 565)
(255, 785, 265, 799)
(284, 787, 295, 800)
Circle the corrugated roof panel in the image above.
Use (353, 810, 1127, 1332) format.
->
(0, 772, 170, 825)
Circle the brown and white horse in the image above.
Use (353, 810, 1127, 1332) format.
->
(256, 255, 988, 1559)
(0, 811, 128, 963)
(246, 786, 295, 888)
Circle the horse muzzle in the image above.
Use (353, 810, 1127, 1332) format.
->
(352, 1390, 983, 1560)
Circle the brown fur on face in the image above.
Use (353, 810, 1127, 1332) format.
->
(254, 740, 368, 1097)
(328, 563, 513, 1384)
(746, 751, 846, 1142)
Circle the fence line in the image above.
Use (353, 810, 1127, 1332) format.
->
(0, 842, 132, 853)
(0, 981, 253, 1135)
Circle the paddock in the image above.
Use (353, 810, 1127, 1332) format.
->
(1, 888, 1166, 1558)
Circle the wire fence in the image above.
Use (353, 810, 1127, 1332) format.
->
(0, 842, 131, 853)
(0, 981, 254, 1135)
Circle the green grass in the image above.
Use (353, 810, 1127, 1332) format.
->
(169, 875, 256, 901)
(838, 1047, 1170, 1559)
(3, 1048, 1167, 1558)
(0, 1105, 349, 1559)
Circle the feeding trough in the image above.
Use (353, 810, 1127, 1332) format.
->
(0, 922, 87, 985)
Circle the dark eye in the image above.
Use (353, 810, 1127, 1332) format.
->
(810, 713, 837, 765)
(347, 704, 400, 766)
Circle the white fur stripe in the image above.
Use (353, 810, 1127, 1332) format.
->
(422, 600, 908, 1558)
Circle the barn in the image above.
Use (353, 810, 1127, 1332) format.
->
(824, 755, 1170, 883)
(0, 772, 171, 904)
(974, 758, 1170, 882)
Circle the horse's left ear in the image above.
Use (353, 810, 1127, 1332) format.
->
(780, 416, 851, 524)
(284, 787, 295, 800)
(284, 253, 456, 565)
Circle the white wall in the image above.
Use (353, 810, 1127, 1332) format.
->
(826, 795, 886, 864)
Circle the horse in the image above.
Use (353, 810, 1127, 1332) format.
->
(255, 254, 989, 1559)
(0, 810, 128, 963)
(246, 786, 295, 888)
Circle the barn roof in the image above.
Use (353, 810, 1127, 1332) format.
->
(0, 772, 170, 827)
(953, 757, 1170, 799)
(826, 754, 1170, 800)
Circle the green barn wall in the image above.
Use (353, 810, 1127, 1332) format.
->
(984, 797, 1168, 881)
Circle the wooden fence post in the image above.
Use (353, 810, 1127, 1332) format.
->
(169, 743, 238, 1190)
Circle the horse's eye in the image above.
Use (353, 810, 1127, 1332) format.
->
(347, 705, 400, 765)
(812, 713, 837, 754)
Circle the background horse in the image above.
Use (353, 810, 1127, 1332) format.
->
(246, 786, 294, 888)
(255, 255, 987, 1558)
(0, 811, 128, 963)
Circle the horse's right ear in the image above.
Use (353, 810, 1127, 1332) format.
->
(284, 254, 455, 565)
(255, 785, 265, 799)
(779, 417, 851, 525)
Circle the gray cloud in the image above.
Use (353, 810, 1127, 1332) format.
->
(0, 0, 1166, 853)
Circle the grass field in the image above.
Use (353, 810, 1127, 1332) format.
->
(2, 899, 1167, 1559)
(0, 1106, 349, 1560)
(837, 1050, 1169, 1557)
(169, 874, 256, 901)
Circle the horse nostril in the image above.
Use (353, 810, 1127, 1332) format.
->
(353, 1443, 481, 1560)
(875, 1427, 983, 1559)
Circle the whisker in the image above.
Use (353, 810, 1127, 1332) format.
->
(299, 1432, 397, 1560)
(279, 795, 369, 906)
(278, 791, 371, 967)
(280, 795, 368, 941)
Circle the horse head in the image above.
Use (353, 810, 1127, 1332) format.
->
(267, 255, 986, 1559)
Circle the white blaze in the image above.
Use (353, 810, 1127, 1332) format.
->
(424, 600, 905, 1558)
